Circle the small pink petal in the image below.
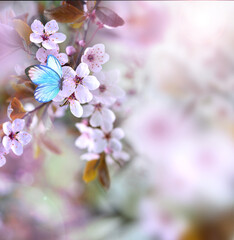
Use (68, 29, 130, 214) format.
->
(49, 33, 66, 43)
(69, 100, 83, 118)
(82, 104, 94, 118)
(83, 76, 100, 90)
(2, 136, 12, 152)
(42, 39, 57, 49)
(45, 20, 59, 35)
(11, 139, 23, 156)
(111, 128, 125, 139)
(60, 79, 75, 97)
(17, 131, 32, 145)
(76, 63, 90, 78)
(31, 19, 44, 35)
(109, 138, 122, 152)
(62, 66, 76, 79)
(75, 84, 93, 104)
(90, 111, 102, 127)
(30, 33, 43, 43)
(2, 121, 12, 135)
(57, 53, 68, 65)
(36, 48, 47, 63)
(12, 119, 25, 133)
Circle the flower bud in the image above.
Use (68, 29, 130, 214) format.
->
(66, 46, 76, 56)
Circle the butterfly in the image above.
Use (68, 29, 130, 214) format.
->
(25, 55, 63, 103)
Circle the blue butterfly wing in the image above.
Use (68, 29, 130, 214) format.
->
(25, 63, 61, 103)
(47, 55, 62, 78)
(34, 83, 60, 103)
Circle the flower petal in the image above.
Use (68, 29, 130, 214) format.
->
(102, 108, 116, 124)
(75, 135, 90, 149)
(57, 53, 68, 65)
(30, 33, 43, 43)
(0, 155, 6, 167)
(12, 119, 25, 133)
(90, 138, 107, 153)
(109, 138, 122, 152)
(42, 39, 57, 49)
(112, 128, 124, 139)
(69, 100, 83, 118)
(90, 111, 102, 127)
(45, 20, 59, 35)
(11, 139, 23, 156)
(53, 94, 64, 102)
(62, 66, 76, 79)
(3, 121, 12, 135)
(17, 131, 32, 145)
(2, 136, 11, 152)
(49, 33, 66, 43)
(75, 84, 93, 104)
(60, 79, 75, 97)
(31, 19, 44, 35)
(36, 48, 47, 63)
(82, 104, 94, 118)
(83, 76, 100, 90)
(76, 63, 90, 78)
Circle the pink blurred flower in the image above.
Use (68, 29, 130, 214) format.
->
(0, 144, 8, 167)
(82, 99, 116, 132)
(92, 70, 125, 106)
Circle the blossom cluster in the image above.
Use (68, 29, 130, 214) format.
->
(0, 18, 127, 169)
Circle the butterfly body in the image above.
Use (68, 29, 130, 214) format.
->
(25, 55, 62, 103)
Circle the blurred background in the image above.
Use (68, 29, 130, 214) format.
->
(1, 1, 234, 239)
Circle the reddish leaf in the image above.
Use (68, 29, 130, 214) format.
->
(98, 153, 110, 190)
(13, 19, 32, 46)
(83, 159, 100, 183)
(65, 0, 84, 11)
(12, 83, 34, 100)
(96, 7, 124, 28)
(44, 4, 84, 23)
(10, 97, 26, 120)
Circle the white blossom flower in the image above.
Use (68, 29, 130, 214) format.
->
(0, 144, 9, 167)
(53, 63, 100, 118)
(75, 123, 106, 153)
(2, 119, 32, 156)
(82, 99, 116, 132)
(30, 19, 66, 49)
(103, 127, 125, 154)
(81, 44, 109, 73)
(36, 46, 68, 65)
(92, 70, 125, 106)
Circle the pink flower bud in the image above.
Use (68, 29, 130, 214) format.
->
(79, 40, 86, 47)
(66, 46, 76, 56)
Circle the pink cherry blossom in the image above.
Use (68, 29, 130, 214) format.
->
(30, 19, 66, 49)
(0, 144, 9, 167)
(75, 123, 106, 153)
(103, 127, 124, 155)
(2, 119, 32, 156)
(81, 44, 109, 73)
(53, 63, 100, 118)
(92, 70, 125, 106)
(36, 46, 68, 65)
(82, 99, 116, 132)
